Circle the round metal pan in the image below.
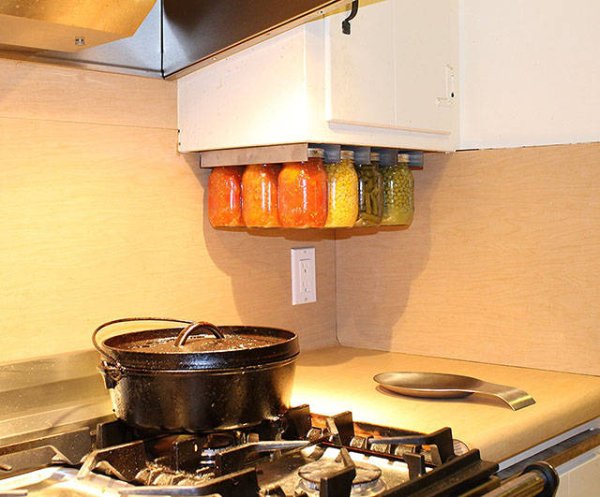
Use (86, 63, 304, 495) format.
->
(374, 371, 535, 410)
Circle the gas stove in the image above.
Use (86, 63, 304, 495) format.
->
(0, 405, 558, 497)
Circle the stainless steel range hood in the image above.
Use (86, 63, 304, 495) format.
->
(162, 0, 350, 78)
(0, 0, 349, 78)
(0, 0, 156, 52)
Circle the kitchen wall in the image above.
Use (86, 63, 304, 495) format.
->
(459, 0, 600, 149)
(2, 56, 598, 376)
(336, 143, 600, 376)
(0, 59, 337, 363)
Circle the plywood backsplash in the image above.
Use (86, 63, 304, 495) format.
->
(2, 58, 598, 375)
(0, 59, 337, 363)
(336, 143, 600, 375)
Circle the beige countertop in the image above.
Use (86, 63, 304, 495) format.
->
(290, 346, 600, 463)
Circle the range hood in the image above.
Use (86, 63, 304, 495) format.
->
(162, 0, 351, 78)
(0, 0, 350, 78)
(0, 0, 156, 52)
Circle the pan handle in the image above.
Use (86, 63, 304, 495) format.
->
(92, 317, 196, 361)
(175, 321, 225, 347)
(475, 381, 536, 411)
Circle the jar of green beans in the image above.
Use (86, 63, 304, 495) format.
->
(381, 152, 414, 226)
(355, 152, 383, 227)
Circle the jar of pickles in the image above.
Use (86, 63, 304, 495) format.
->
(325, 150, 358, 228)
(381, 153, 414, 226)
(242, 164, 281, 228)
(278, 148, 328, 228)
(207, 166, 244, 227)
(355, 152, 383, 227)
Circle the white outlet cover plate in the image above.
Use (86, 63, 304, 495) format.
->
(291, 247, 316, 305)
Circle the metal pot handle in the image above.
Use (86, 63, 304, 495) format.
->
(175, 321, 225, 347)
(98, 361, 123, 389)
(92, 317, 196, 361)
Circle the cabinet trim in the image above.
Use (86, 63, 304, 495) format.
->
(327, 118, 451, 136)
(200, 143, 310, 168)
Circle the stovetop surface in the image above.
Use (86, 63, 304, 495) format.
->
(0, 406, 503, 497)
(0, 405, 562, 497)
(0, 467, 131, 497)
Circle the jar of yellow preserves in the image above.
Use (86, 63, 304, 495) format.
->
(325, 150, 358, 228)
(381, 152, 414, 226)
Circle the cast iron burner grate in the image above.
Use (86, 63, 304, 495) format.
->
(74, 405, 501, 497)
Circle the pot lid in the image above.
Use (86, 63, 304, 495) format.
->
(93, 318, 299, 370)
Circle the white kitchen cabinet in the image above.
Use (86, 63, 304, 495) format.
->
(556, 447, 600, 497)
(325, 0, 457, 136)
(459, 1, 600, 150)
(177, 0, 459, 156)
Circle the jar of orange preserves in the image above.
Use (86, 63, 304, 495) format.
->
(242, 164, 281, 228)
(207, 166, 244, 227)
(278, 148, 328, 228)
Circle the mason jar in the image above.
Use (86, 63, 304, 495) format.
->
(381, 152, 414, 226)
(325, 150, 358, 228)
(355, 152, 383, 226)
(207, 166, 244, 227)
(278, 148, 328, 228)
(242, 163, 281, 228)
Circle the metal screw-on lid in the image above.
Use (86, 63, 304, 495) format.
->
(307, 148, 325, 159)
(398, 153, 411, 163)
(370, 152, 381, 162)
(340, 150, 354, 160)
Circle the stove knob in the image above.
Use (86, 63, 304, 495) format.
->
(394, 444, 416, 457)
(371, 442, 391, 454)
(349, 436, 367, 448)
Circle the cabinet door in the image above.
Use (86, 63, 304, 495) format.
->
(325, 0, 458, 135)
(325, 0, 396, 128)
(393, 0, 457, 133)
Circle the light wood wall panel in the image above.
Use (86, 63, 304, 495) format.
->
(336, 143, 600, 375)
(0, 58, 176, 129)
(0, 60, 337, 363)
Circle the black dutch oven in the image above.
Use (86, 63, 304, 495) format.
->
(93, 317, 299, 433)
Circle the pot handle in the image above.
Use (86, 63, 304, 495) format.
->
(175, 321, 225, 347)
(98, 361, 123, 389)
(92, 317, 196, 361)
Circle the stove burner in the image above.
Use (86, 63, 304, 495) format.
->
(64, 408, 510, 497)
(135, 432, 238, 484)
(196, 433, 236, 465)
(297, 460, 385, 496)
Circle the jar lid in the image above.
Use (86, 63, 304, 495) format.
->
(307, 148, 325, 159)
(370, 152, 380, 162)
(340, 150, 354, 160)
(398, 153, 411, 163)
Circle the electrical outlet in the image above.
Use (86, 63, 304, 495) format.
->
(291, 247, 316, 305)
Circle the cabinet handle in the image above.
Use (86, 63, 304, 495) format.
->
(342, 0, 360, 35)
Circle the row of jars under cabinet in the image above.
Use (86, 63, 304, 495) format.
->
(207, 148, 414, 229)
